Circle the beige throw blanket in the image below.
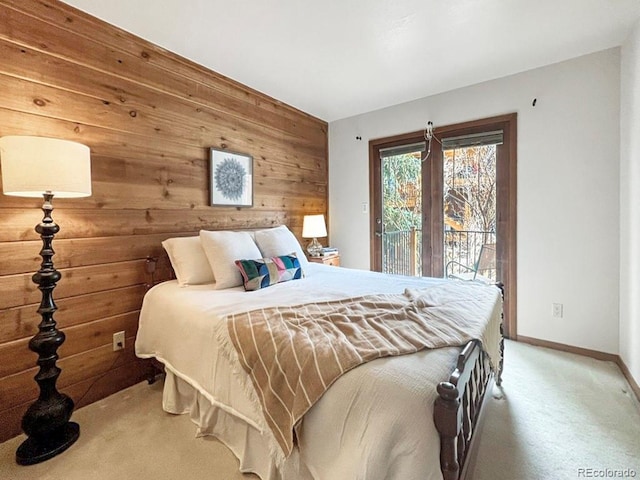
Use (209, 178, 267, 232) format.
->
(226, 281, 502, 456)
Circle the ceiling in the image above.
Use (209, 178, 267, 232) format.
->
(62, 0, 640, 122)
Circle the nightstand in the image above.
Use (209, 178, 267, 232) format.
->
(308, 255, 340, 267)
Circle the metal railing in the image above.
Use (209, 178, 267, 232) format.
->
(382, 228, 422, 276)
(382, 228, 495, 279)
(444, 230, 496, 280)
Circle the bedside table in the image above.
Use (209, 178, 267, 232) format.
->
(308, 255, 340, 267)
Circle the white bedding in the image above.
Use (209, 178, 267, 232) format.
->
(135, 264, 498, 480)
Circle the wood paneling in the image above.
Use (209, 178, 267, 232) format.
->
(0, 285, 148, 344)
(0, 0, 328, 442)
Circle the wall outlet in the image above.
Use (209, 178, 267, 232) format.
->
(552, 303, 563, 319)
(113, 331, 125, 351)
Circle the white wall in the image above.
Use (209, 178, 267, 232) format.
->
(620, 20, 640, 386)
(329, 49, 621, 354)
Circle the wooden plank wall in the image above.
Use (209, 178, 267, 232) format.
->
(0, 0, 328, 442)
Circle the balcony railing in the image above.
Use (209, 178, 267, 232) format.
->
(382, 229, 496, 279)
(444, 230, 496, 280)
(382, 228, 422, 276)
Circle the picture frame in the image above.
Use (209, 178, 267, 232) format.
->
(209, 148, 253, 207)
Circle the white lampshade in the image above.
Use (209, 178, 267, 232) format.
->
(0, 136, 91, 198)
(302, 214, 327, 238)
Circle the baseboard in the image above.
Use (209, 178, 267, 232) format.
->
(516, 335, 640, 402)
(516, 335, 618, 362)
(616, 357, 640, 403)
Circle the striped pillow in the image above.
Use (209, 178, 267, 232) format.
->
(235, 254, 303, 291)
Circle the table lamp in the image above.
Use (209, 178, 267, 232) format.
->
(302, 214, 327, 257)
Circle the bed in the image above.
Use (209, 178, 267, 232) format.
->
(135, 227, 503, 480)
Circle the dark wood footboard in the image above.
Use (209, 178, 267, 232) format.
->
(433, 282, 506, 479)
(434, 340, 497, 480)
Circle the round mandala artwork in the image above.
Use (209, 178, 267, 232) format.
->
(215, 157, 246, 201)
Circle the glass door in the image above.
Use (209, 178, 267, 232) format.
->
(369, 114, 517, 338)
(379, 146, 423, 276)
(442, 142, 498, 282)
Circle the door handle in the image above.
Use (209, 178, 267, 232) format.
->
(375, 218, 384, 237)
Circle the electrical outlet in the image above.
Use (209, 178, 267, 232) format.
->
(552, 303, 563, 319)
(113, 331, 125, 351)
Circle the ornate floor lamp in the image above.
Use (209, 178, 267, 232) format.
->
(0, 136, 91, 465)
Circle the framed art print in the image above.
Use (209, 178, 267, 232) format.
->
(209, 148, 253, 207)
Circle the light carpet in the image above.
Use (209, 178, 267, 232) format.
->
(0, 340, 638, 479)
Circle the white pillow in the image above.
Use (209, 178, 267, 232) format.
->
(162, 236, 215, 287)
(199, 230, 262, 290)
(254, 225, 309, 270)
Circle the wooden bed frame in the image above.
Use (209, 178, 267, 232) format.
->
(434, 284, 505, 480)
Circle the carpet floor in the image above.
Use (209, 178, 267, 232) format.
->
(1, 340, 638, 479)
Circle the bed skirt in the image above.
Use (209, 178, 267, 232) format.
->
(161, 368, 314, 480)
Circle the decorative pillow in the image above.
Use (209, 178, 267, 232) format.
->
(199, 230, 262, 290)
(162, 236, 215, 287)
(254, 225, 309, 270)
(235, 254, 302, 291)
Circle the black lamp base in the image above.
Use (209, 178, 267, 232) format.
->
(16, 421, 79, 466)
